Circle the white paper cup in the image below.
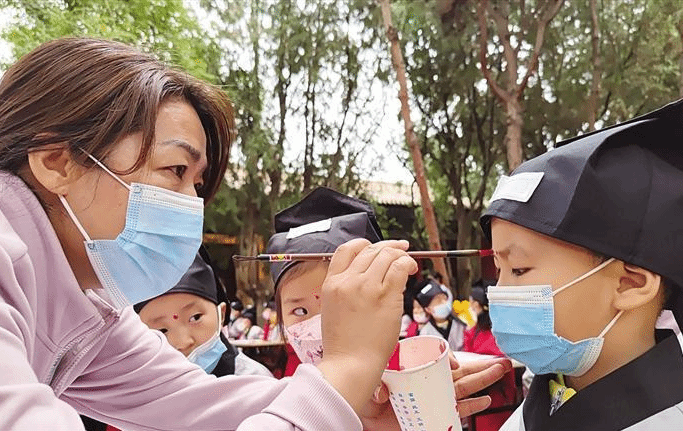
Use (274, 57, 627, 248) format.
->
(381, 335, 462, 431)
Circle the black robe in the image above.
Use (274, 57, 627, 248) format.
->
(501, 330, 683, 430)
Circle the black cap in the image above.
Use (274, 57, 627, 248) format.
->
(134, 253, 219, 313)
(470, 286, 488, 307)
(416, 279, 448, 308)
(266, 187, 384, 290)
(230, 299, 244, 312)
(481, 98, 683, 325)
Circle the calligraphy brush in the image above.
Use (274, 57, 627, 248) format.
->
(233, 249, 493, 262)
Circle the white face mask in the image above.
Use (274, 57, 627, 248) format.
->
(413, 312, 429, 324)
(285, 314, 323, 365)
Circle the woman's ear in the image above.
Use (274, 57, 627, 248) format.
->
(27, 145, 84, 195)
(613, 262, 662, 311)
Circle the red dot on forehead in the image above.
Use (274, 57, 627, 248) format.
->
(172, 314, 178, 320)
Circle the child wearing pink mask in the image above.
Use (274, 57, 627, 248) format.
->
(267, 187, 385, 367)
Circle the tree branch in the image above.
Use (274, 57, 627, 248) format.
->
(517, 0, 565, 98)
(477, 0, 510, 103)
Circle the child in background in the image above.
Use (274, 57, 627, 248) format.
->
(482, 99, 683, 429)
(229, 299, 244, 325)
(416, 279, 466, 351)
(261, 300, 281, 342)
(462, 279, 516, 431)
(402, 298, 429, 338)
(463, 279, 503, 356)
(135, 252, 272, 377)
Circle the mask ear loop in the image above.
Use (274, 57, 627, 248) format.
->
(59, 195, 92, 242)
(553, 257, 617, 297)
(598, 310, 624, 338)
(82, 152, 131, 191)
(58, 151, 132, 243)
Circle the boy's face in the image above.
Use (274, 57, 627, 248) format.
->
(426, 292, 449, 316)
(491, 218, 616, 342)
(138, 293, 224, 357)
(279, 263, 327, 329)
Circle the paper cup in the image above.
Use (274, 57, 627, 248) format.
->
(381, 336, 462, 431)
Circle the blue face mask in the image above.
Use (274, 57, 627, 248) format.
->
(59, 153, 204, 309)
(187, 305, 227, 373)
(487, 258, 623, 377)
(431, 303, 452, 320)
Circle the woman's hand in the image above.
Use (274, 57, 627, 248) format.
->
(359, 355, 514, 430)
(316, 239, 417, 414)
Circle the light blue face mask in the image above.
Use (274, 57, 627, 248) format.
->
(59, 153, 204, 310)
(187, 305, 227, 373)
(487, 258, 623, 377)
(431, 302, 452, 320)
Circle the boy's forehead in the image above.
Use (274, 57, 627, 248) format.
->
(141, 292, 212, 320)
(491, 218, 590, 258)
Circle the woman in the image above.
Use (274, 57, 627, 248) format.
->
(0, 37, 509, 430)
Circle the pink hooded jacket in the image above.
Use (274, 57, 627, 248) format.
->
(0, 172, 362, 431)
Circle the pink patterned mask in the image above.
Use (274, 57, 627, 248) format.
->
(285, 314, 323, 365)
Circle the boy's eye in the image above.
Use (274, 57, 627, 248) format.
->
(158, 328, 168, 334)
(511, 268, 530, 277)
(292, 307, 308, 317)
(189, 313, 203, 322)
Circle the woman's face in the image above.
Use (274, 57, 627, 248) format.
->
(138, 293, 223, 357)
(31, 99, 207, 289)
(279, 264, 327, 329)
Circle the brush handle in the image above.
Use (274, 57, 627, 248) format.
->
(233, 249, 493, 262)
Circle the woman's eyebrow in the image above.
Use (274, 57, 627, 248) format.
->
(159, 139, 201, 162)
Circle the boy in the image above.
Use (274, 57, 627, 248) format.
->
(135, 252, 272, 377)
(482, 99, 683, 430)
(416, 279, 466, 351)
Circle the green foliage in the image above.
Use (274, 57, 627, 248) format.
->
(1, 0, 218, 82)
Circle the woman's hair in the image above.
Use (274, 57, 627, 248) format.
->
(0, 37, 234, 201)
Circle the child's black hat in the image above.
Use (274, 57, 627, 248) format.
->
(416, 279, 448, 308)
(134, 252, 219, 313)
(266, 187, 383, 290)
(481, 98, 683, 325)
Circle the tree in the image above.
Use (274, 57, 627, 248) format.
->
(395, 0, 505, 295)
(378, 0, 450, 287)
(476, 0, 564, 171)
(0, 0, 218, 82)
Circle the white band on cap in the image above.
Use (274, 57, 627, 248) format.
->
(490, 172, 544, 203)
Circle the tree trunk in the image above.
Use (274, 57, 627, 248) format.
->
(504, 98, 524, 171)
(455, 204, 473, 297)
(379, 0, 450, 286)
